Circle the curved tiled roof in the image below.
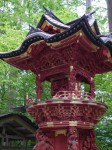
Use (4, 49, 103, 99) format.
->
(0, 8, 112, 74)
(0, 15, 111, 57)
(0, 113, 36, 128)
(37, 13, 70, 30)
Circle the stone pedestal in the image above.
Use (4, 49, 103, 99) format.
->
(26, 99, 107, 150)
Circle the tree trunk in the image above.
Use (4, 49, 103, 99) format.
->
(86, 0, 92, 13)
(106, 0, 112, 32)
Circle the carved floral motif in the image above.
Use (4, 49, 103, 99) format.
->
(82, 130, 99, 150)
(29, 103, 106, 124)
(67, 127, 79, 150)
(33, 129, 54, 150)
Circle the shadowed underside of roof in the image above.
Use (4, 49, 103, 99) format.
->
(0, 113, 37, 140)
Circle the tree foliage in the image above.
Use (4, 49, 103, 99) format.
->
(0, 0, 112, 149)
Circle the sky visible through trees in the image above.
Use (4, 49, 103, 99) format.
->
(0, 0, 112, 149)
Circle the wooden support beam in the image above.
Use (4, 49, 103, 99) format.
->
(0, 134, 24, 140)
(14, 116, 36, 134)
(26, 134, 35, 138)
(15, 126, 25, 130)
(0, 117, 15, 125)
(6, 125, 26, 139)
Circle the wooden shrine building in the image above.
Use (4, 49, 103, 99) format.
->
(0, 113, 36, 150)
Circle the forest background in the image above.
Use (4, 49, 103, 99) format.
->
(0, 0, 112, 149)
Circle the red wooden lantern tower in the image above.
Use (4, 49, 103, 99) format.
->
(0, 8, 112, 150)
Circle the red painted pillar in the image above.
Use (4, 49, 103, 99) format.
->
(55, 134, 67, 150)
(36, 74, 42, 100)
(67, 127, 79, 150)
(69, 66, 76, 91)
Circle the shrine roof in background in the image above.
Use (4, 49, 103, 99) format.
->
(0, 113, 37, 140)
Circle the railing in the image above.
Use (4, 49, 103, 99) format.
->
(26, 91, 96, 104)
(53, 91, 94, 100)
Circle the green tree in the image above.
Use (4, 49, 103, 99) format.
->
(0, 1, 112, 149)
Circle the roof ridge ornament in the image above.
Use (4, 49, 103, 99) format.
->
(43, 6, 51, 14)
(86, 11, 96, 18)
